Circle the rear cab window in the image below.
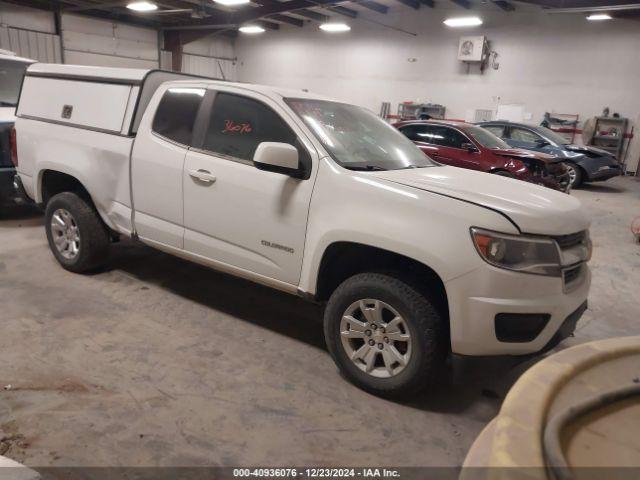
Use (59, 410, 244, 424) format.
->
(152, 87, 205, 146)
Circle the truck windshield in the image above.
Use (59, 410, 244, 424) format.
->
(286, 98, 436, 171)
(0, 59, 30, 108)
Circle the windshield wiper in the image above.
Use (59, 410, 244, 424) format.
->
(344, 165, 387, 171)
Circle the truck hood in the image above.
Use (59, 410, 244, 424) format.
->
(489, 148, 562, 164)
(371, 166, 589, 235)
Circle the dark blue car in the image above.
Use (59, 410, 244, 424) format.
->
(477, 121, 621, 188)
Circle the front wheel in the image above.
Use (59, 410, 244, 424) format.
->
(45, 192, 110, 273)
(324, 273, 446, 398)
(565, 162, 584, 188)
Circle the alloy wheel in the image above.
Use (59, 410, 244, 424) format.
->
(50, 208, 81, 260)
(340, 299, 412, 378)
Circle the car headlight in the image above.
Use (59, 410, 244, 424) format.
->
(470, 228, 561, 276)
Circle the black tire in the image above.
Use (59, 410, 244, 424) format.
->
(45, 192, 110, 273)
(493, 170, 515, 178)
(566, 162, 584, 188)
(324, 273, 446, 398)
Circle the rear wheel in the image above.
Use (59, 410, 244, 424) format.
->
(45, 192, 110, 272)
(565, 162, 584, 188)
(324, 273, 446, 398)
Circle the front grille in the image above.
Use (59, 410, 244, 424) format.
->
(554, 231, 586, 249)
(563, 264, 583, 285)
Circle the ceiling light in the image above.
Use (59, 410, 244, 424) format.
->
(213, 0, 251, 6)
(239, 25, 266, 34)
(319, 23, 351, 32)
(586, 13, 612, 21)
(443, 16, 483, 27)
(126, 1, 158, 11)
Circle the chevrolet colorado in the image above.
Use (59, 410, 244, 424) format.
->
(14, 64, 592, 397)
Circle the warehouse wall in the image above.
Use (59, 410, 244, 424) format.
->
(0, 3, 61, 62)
(235, 6, 640, 139)
(182, 36, 237, 81)
(0, 2, 158, 68)
(61, 14, 158, 68)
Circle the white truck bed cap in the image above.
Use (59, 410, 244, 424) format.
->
(27, 63, 151, 84)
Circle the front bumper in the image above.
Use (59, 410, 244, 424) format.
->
(445, 261, 590, 356)
(588, 164, 621, 181)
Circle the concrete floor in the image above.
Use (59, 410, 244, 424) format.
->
(0, 176, 639, 468)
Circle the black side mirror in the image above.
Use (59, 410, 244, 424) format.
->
(462, 142, 478, 152)
(535, 139, 550, 148)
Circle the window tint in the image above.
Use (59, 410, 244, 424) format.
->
(412, 125, 447, 145)
(203, 93, 298, 161)
(483, 125, 505, 138)
(440, 127, 470, 149)
(509, 127, 541, 143)
(399, 124, 430, 142)
(152, 87, 205, 145)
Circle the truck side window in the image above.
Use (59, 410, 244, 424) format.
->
(202, 93, 298, 162)
(152, 87, 205, 146)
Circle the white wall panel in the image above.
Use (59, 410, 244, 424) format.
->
(0, 2, 55, 33)
(181, 53, 237, 80)
(0, 26, 61, 63)
(182, 35, 237, 80)
(61, 14, 158, 69)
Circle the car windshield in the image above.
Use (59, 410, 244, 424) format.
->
(467, 125, 510, 149)
(536, 126, 571, 145)
(0, 59, 30, 107)
(285, 98, 436, 171)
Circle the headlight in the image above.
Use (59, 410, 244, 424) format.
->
(470, 228, 561, 276)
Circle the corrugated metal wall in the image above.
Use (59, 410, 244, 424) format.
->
(181, 53, 237, 81)
(182, 35, 237, 81)
(0, 26, 62, 63)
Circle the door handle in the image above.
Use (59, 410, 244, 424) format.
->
(189, 169, 217, 184)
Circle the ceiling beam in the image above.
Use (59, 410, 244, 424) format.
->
(395, 0, 421, 9)
(492, 0, 515, 11)
(327, 5, 358, 17)
(449, 0, 471, 8)
(421, 0, 435, 7)
(295, 9, 330, 22)
(268, 13, 305, 26)
(358, 0, 389, 14)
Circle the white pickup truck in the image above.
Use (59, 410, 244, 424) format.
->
(14, 64, 591, 397)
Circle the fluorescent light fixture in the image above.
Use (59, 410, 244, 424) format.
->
(239, 25, 266, 34)
(443, 16, 483, 27)
(213, 0, 250, 5)
(586, 13, 612, 21)
(319, 23, 351, 32)
(126, 1, 158, 11)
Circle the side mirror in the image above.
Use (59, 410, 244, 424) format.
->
(462, 143, 478, 152)
(535, 139, 550, 148)
(253, 142, 300, 176)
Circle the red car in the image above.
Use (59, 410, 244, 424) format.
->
(395, 120, 570, 192)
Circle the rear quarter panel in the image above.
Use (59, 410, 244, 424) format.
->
(15, 118, 134, 233)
